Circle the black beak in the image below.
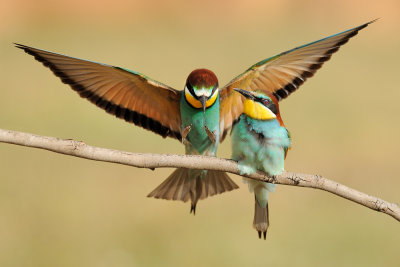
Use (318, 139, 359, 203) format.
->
(233, 88, 255, 100)
(199, 95, 207, 113)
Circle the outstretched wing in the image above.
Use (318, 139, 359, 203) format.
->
(219, 20, 376, 141)
(16, 44, 182, 140)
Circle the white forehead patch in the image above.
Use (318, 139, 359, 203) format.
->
(194, 87, 215, 97)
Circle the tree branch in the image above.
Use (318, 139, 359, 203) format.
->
(1, 128, 399, 222)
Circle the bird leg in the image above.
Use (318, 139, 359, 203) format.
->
(204, 125, 216, 143)
(181, 124, 192, 145)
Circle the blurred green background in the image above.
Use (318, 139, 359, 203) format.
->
(1, 0, 399, 266)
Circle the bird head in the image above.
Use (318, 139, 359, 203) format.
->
(184, 69, 219, 112)
(234, 88, 280, 121)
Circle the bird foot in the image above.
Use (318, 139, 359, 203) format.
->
(237, 163, 256, 175)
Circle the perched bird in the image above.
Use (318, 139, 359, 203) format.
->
(14, 44, 239, 213)
(231, 88, 290, 239)
(15, 20, 374, 214)
(226, 20, 375, 238)
(147, 69, 239, 214)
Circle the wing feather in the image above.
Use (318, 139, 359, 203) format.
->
(16, 44, 182, 140)
(219, 20, 376, 141)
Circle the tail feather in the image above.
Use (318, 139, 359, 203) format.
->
(147, 168, 239, 213)
(172, 171, 188, 200)
(202, 170, 218, 197)
(201, 170, 238, 198)
(215, 172, 223, 194)
(148, 168, 189, 201)
(253, 198, 270, 240)
(148, 171, 174, 199)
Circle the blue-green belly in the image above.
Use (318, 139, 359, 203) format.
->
(231, 115, 290, 176)
(179, 95, 220, 155)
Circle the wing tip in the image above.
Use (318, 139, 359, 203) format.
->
(366, 18, 380, 25)
(349, 18, 378, 35)
(14, 43, 29, 51)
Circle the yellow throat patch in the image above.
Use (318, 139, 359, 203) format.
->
(243, 99, 276, 120)
(184, 87, 218, 109)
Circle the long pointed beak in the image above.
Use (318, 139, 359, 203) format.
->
(199, 95, 207, 113)
(233, 88, 255, 100)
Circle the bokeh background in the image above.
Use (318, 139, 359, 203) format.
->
(1, 0, 399, 266)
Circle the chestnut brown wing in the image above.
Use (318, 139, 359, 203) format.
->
(16, 44, 182, 140)
(219, 20, 375, 141)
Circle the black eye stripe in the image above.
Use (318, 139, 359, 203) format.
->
(255, 97, 277, 115)
(209, 84, 218, 95)
(213, 83, 219, 91)
(266, 102, 278, 115)
(186, 82, 193, 91)
(186, 82, 197, 98)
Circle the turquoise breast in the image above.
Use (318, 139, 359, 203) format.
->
(231, 115, 291, 176)
(180, 94, 220, 155)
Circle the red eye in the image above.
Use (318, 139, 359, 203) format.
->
(262, 99, 271, 105)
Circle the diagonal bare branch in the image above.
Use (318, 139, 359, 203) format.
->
(0, 128, 399, 222)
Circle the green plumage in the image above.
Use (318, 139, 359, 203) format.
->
(149, 91, 238, 214)
(180, 94, 220, 155)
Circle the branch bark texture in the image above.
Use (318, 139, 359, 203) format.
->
(1, 128, 399, 222)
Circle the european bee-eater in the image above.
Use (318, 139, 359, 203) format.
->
(147, 68, 239, 214)
(226, 20, 375, 238)
(15, 20, 374, 214)
(15, 43, 239, 213)
(232, 88, 290, 239)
